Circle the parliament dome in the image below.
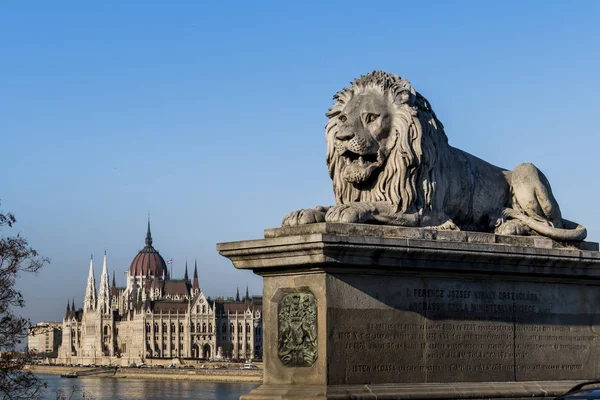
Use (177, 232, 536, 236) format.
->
(129, 220, 168, 277)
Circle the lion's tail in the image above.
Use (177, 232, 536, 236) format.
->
(511, 214, 587, 242)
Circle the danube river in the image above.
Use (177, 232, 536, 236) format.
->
(38, 374, 259, 400)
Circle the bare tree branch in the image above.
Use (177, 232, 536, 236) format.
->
(0, 201, 50, 400)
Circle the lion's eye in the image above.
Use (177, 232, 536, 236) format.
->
(339, 115, 347, 123)
(366, 113, 379, 124)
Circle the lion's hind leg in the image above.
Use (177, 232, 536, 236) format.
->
(510, 163, 563, 227)
(503, 163, 587, 241)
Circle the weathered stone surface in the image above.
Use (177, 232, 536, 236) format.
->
(326, 274, 600, 384)
(218, 224, 600, 399)
(281, 71, 587, 243)
(264, 223, 599, 251)
(242, 381, 580, 400)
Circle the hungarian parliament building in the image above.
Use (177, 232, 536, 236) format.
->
(55, 221, 263, 365)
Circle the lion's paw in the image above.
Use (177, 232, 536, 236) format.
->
(433, 220, 459, 231)
(282, 208, 326, 226)
(495, 219, 530, 236)
(325, 204, 374, 224)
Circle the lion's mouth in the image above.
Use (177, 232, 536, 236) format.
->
(341, 150, 378, 166)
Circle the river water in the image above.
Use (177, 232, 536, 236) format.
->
(37, 374, 259, 400)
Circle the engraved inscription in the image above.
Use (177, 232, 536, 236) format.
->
(328, 277, 600, 384)
(278, 292, 317, 367)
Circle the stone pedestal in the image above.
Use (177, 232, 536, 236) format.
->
(217, 223, 600, 399)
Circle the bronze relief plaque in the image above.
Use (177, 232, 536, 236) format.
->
(278, 291, 318, 367)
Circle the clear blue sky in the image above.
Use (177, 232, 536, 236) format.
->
(1, 1, 599, 324)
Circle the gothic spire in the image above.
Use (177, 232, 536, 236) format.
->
(245, 284, 249, 301)
(84, 255, 97, 311)
(192, 259, 199, 291)
(236, 286, 240, 302)
(184, 260, 189, 281)
(145, 217, 153, 247)
(65, 300, 71, 320)
(112, 271, 116, 288)
(98, 251, 111, 314)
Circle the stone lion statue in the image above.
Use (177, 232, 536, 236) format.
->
(282, 71, 587, 241)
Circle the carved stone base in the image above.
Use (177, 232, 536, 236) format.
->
(217, 223, 600, 399)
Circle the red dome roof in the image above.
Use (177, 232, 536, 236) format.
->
(129, 220, 168, 277)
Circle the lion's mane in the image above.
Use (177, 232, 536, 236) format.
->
(325, 71, 450, 214)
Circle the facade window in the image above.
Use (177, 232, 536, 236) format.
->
(104, 326, 109, 335)
(202, 305, 206, 313)
(145, 324, 150, 333)
(238, 323, 242, 333)
(230, 323, 234, 333)
(171, 323, 175, 332)
(209, 323, 212, 333)
(191, 324, 195, 333)
(201, 323, 206, 333)
(246, 323, 250, 333)
(196, 305, 199, 313)
(179, 323, 184, 332)
(162, 323, 167, 332)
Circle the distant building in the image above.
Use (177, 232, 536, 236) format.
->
(28, 322, 63, 358)
(56, 220, 262, 365)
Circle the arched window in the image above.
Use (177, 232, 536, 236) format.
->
(238, 323, 242, 333)
(162, 323, 167, 332)
(208, 323, 212, 333)
(230, 323, 234, 333)
(145, 324, 150, 333)
(154, 323, 158, 332)
(104, 326, 109, 335)
(179, 323, 184, 332)
(202, 305, 206, 313)
(202, 323, 206, 333)
(246, 323, 250, 333)
(171, 323, 175, 332)
(196, 305, 200, 313)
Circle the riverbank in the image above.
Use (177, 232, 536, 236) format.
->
(26, 365, 262, 383)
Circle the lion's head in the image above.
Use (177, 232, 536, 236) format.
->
(325, 71, 449, 213)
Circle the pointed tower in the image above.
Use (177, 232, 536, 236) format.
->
(84, 255, 97, 311)
(98, 251, 111, 314)
(236, 286, 240, 302)
(145, 217, 153, 247)
(65, 300, 71, 320)
(184, 260, 189, 281)
(192, 259, 199, 293)
(245, 284, 249, 301)
(71, 298, 76, 318)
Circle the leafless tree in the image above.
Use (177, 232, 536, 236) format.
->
(0, 202, 50, 399)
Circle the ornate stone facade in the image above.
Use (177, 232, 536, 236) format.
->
(57, 221, 262, 365)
